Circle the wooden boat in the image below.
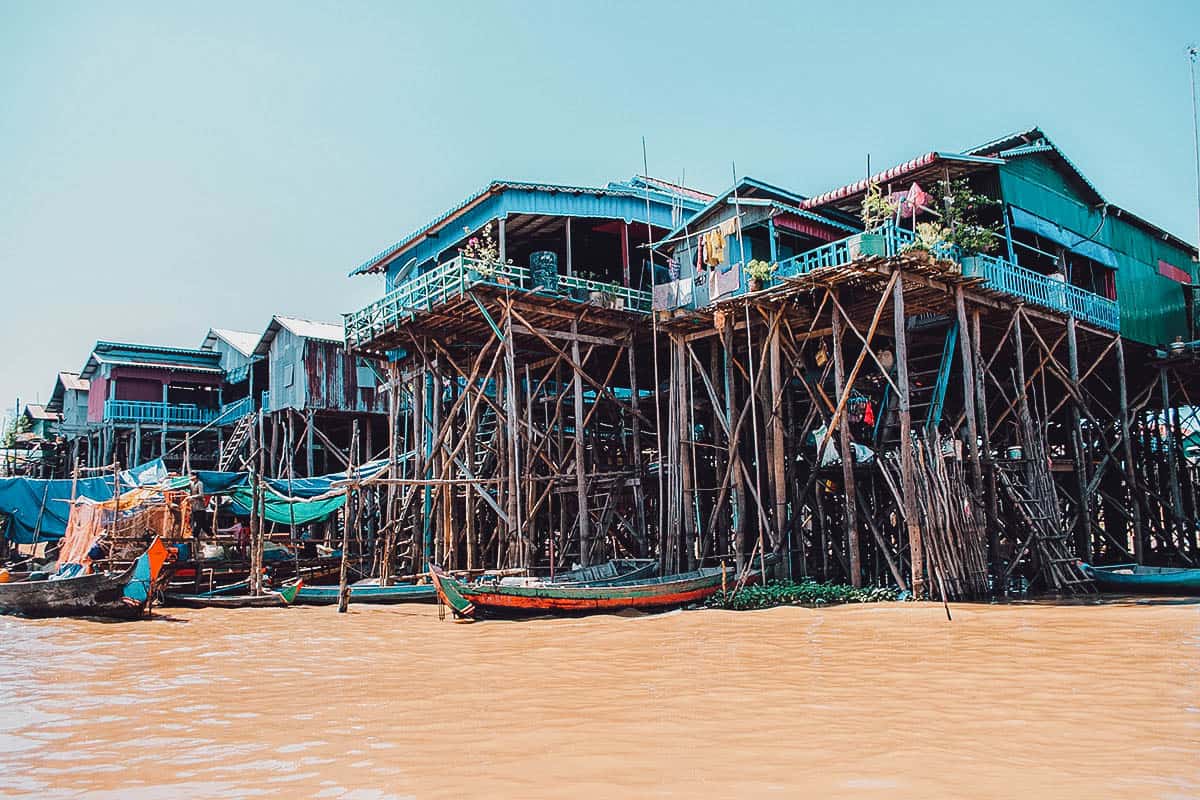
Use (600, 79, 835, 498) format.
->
(430, 559, 767, 620)
(496, 558, 658, 587)
(165, 580, 303, 609)
(166, 591, 290, 609)
(1080, 563, 1200, 595)
(0, 539, 168, 620)
(291, 581, 437, 605)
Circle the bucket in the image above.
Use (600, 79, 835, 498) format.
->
(1006, 446, 1023, 460)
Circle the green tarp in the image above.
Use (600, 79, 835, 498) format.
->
(228, 484, 345, 525)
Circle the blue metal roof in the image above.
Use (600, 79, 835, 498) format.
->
(351, 178, 707, 277)
(660, 176, 852, 244)
(80, 341, 223, 379)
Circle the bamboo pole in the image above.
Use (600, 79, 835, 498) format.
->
(338, 420, 359, 613)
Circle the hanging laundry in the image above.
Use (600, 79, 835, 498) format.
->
(718, 217, 740, 238)
(863, 400, 875, 426)
(815, 341, 829, 368)
(704, 229, 726, 267)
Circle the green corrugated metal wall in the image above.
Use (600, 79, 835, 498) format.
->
(998, 155, 1196, 346)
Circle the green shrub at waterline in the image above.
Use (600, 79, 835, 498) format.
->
(706, 580, 900, 610)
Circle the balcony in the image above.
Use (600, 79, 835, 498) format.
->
(345, 255, 653, 350)
(771, 224, 1121, 332)
(213, 395, 255, 426)
(104, 400, 222, 426)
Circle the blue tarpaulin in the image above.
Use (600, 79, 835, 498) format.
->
(0, 476, 116, 544)
(192, 471, 249, 495)
(262, 459, 389, 498)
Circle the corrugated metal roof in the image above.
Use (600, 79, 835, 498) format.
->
(968, 126, 1195, 253)
(253, 315, 345, 356)
(57, 372, 88, 392)
(350, 177, 708, 277)
(799, 152, 1004, 211)
(662, 176, 817, 243)
(201, 328, 260, 357)
(47, 372, 88, 413)
(275, 316, 343, 342)
(80, 341, 224, 379)
(23, 403, 60, 422)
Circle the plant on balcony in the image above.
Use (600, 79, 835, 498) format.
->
(937, 179, 1000, 255)
(860, 182, 895, 230)
(745, 259, 777, 291)
(900, 221, 949, 255)
(460, 223, 504, 277)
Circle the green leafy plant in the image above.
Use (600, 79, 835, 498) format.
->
(860, 181, 895, 230)
(2, 413, 31, 449)
(746, 259, 777, 283)
(937, 179, 1000, 255)
(705, 579, 901, 610)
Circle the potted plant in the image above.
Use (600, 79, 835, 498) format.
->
(938, 178, 1001, 274)
(850, 182, 893, 258)
(745, 259, 777, 292)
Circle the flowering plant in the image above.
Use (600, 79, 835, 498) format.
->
(460, 223, 500, 275)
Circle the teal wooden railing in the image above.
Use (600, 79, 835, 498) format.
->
(103, 400, 221, 426)
(345, 256, 652, 348)
(773, 223, 1120, 332)
(212, 395, 254, 426)
(958, 253, 1119, 331)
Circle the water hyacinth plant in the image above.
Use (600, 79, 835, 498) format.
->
(705, 579, 900, 610)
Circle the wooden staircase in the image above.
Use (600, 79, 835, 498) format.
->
(218, 412, 255, 471)
(995, 461, 1094, 594)
(876, 319, 957, 447)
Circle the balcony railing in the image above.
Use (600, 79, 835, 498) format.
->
(211, 395, 255, 426)
(773, 223, 1120, 332)
(345, 255, 653, 349)
(104, 400, 221, 426)
(959, 254, 1120, 332)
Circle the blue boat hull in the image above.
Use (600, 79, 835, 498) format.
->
(292, 583, 437, 605)
(1081, 563, 1200, 596)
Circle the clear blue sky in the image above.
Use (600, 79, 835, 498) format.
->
(1, 0, 1197, 419)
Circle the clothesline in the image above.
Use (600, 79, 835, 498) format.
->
(641, 211, 750, 251)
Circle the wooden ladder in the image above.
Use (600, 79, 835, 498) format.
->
(996, 462, 1095, 594)
(218, 412, 255, 471)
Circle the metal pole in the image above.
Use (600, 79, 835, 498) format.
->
(1188, 46, 1200, 266)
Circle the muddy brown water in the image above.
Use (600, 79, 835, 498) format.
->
(0, 599, 1197, 799)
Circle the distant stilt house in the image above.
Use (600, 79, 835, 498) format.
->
(3, 403, 63, 477)
(46, 371, 90, 475)
(199, 328, 266, 471)
(214, 315, 389, 479)
(78, 341, 227, 470)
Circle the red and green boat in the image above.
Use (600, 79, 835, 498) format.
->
(429, 560, 767, 620)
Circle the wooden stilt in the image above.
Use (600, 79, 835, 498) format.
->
(830, 292, 861, 588)
(892, 274, 924, 597)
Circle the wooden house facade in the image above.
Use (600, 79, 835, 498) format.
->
(78, 341, 227, 470)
